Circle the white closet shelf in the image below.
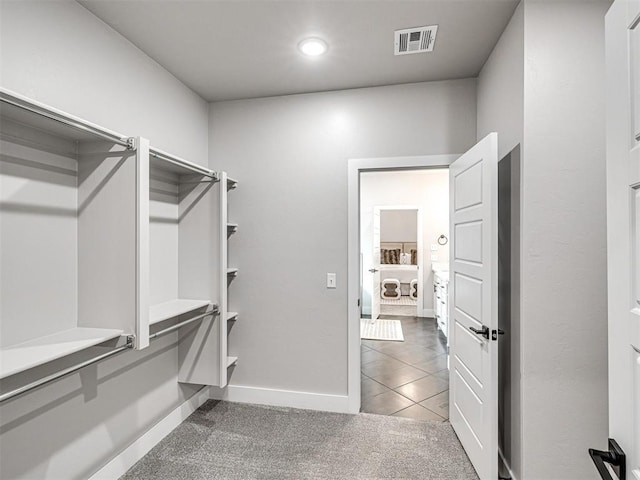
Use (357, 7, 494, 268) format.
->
(227, 268, 238, 276)
(0, 327, 124, 379)
(149, 299, 211, 325)
(227, 312, 238, 321)
(226, 356, 238, 367)
(1, 88, 130, 147)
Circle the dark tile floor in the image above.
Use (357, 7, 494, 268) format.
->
(361, 314, 450, 421)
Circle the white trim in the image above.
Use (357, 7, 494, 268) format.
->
(347, 154, 459, 414)
(89, 387, 211, 479)
(210, 385, 350, 413)
(498, 447, 517, 480)
(420, 309, 435, 318)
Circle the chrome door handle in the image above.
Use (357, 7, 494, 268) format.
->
(368, 268, 379, 273)
(469, 325, 490, 340)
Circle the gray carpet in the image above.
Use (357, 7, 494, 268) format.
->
(120, 400, 479, 480)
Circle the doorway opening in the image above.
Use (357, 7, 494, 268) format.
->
(358, 169, 450, 420)
(348, 135, 502, 479)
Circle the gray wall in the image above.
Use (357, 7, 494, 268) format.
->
(0, 2, 209, 478)
(478, 1, 610, 479)
(209, 80, 477, 395)
(521, 1, 609, 478)
(476, 3, 524, 477)
(477, 2, 524, 161)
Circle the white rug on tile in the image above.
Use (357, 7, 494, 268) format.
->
(360, 319, 404, 342)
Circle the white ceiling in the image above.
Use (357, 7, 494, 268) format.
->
(79, 0, 519, 102)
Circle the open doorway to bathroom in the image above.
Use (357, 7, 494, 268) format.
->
(359, 168, 451, 421)
(376, 207, 420, 318)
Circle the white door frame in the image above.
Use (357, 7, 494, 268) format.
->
(347, 154, 458, 413)
(368, 205, 423, 318)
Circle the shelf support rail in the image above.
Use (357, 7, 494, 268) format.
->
(149, 147, 218, 181)
(0, 90, 133, 149)
(0, 305, 219, 404)
(0, 335, 135, 404)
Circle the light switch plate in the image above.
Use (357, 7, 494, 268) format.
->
(327, 273, 337, 288)
(431, 244, 439, 251)
(431, 254, 439, 261)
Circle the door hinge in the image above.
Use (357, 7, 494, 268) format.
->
(357, 299, 360, 307)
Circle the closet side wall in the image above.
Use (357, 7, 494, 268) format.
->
(0, 2, 209, 479)
(208, 79, 477, 398)
(521, 2, 609, 478)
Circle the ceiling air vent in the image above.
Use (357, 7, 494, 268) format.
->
(394, 25, 438, 55)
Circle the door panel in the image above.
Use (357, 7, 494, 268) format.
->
(635, 188, 640, 305)
(454, 161, 483, 210)
(632, 24, 640, 140)
(455, 221, 483, 263)
(635, 351, 640, 471)
(453, 368, 483, 431)
(449, 132, 498, 480)
(454, 273, 483, 322)
(454, 320, 484, 388)
(606, 1, 640, 478)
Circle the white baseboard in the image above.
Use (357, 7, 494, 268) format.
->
(210, 384, 350, 414)
(420, 309, 434, 318)
(90, 386, 211, 480)
(498, 447, 518, 480)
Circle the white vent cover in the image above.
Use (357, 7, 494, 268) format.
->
(394, 25, 438, 55)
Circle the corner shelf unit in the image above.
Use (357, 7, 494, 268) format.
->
(219, 171, 238, 387)
(0, 88, 144, 380)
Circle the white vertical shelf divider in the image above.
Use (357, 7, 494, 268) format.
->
(219, 171, 238, 386)
(135, 137, 150, 350)
(219, 171, 228, 386)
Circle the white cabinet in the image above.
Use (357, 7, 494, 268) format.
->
(433, 271, 449, 338)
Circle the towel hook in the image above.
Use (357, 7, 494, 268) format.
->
(437, 234, 448, 246)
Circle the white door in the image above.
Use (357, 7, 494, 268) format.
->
(604, 1, 640, 478)
(448, 132, 498, 480)
(371, 207, 381, 320)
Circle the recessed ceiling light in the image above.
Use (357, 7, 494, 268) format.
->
(298, 38, 328, 56)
